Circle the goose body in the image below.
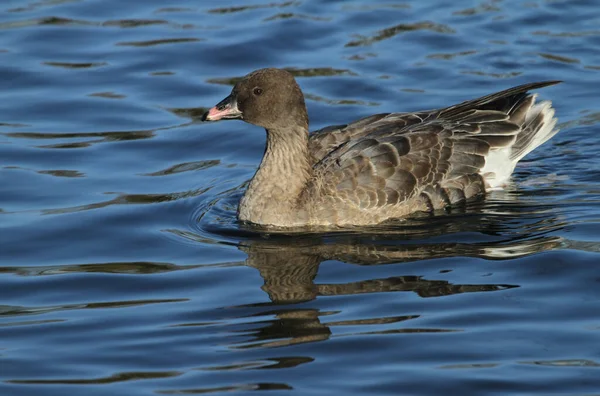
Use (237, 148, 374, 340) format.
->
(203, 68, 560, 227)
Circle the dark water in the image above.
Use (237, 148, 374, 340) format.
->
(1, 0, 600, 395)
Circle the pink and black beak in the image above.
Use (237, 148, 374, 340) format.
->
(202, 94, 242, 121)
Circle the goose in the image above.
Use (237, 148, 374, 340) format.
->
(203, 68, 560, 227)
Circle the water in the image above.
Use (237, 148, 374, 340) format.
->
(1, 0, 599, 395)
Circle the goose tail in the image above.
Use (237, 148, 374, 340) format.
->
(480, 93, 559, 189)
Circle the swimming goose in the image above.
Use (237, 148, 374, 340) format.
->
(203, 68, 560, 227)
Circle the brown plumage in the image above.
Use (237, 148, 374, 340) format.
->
(203, 68, 560, 227)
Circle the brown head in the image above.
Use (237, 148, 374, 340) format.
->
(203, 68, 309, 131)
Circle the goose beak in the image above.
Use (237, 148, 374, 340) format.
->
(202, 94, 242, 121)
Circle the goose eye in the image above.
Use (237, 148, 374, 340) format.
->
(253, 88, 263, 96)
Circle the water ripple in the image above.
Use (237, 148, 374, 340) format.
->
(345, 21, 456, 47)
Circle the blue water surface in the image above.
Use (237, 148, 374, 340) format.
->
(1, 0, 600, 395)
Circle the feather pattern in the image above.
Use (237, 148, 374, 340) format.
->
(300, 80, 561, 225)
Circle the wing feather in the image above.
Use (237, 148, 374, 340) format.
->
(306, 81, 560, 212)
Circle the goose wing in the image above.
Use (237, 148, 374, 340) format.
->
(308, 112, 430, 163)
(310, 81, 560, 210)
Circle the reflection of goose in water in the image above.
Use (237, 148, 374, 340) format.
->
(191, 197, 570, 308)
(216, 200, 570, 348)
(241, 235, 560, 305)
(230, 233, 560, 349)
